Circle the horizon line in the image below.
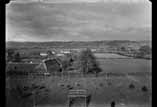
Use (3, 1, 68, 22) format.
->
(6, 40, 151, 43)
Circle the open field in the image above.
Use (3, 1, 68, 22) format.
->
(6, 75, 152, 107)
(6, 58, 151, 107)
(98, 58, 151, 73)
(94, 53, 130, 59)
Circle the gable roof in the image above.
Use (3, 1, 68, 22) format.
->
(43, 58, 62, 72)
(6, 63, 47, 73)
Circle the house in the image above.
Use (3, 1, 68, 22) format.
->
(40, 53, 48, 57)
(56, 53, 65, 57)
(60, 50, 71, 54)
(91, 49, 97, 52)
(43, 58, 62, 74)
(51, 51, 56, 54)
(6, 63, 47, 75)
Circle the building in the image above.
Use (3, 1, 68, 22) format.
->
(51, 51, 56, 54)
(43, 58, 62, 74)
(60, 50, 71, 54)
(40, 53, 48, 57)
(6, 62, 47, 75)
(56, 53, 65, 57)
(91, 49, 97, 52)
(6, 57, 64, 76)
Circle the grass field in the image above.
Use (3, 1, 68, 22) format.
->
(94, 53, 130, 59)
(6, 58, 152, 107)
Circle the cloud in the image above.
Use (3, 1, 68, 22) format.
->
(6, 1, 151, 41)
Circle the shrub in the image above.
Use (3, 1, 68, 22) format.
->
(111, 101, 116, 107)
(141, 86, 148, 92)
(67, 85, 73, 90)
(129, 84, 135, 89)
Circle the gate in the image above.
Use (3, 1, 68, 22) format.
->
(68, 89, 91, 107)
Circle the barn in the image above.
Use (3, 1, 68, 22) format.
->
(6, 63, 47, 75)
(43, 58, 62, 74)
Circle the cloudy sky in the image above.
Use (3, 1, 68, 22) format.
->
(6, 0, 151, 41)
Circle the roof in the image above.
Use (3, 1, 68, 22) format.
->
(40, 53, 48, 56)
(44, 58, 62, 72)
(56, 53, 65, 56)
(44, 58, 62, 66)
(35, 63, 47, 72)
(6, 63, 47, 73)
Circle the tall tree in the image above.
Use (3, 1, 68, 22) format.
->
(7, 49, 15, 62)
(138, 45, 152, 57)
(14, 52, 21, 62)
(78, 48, 101, 76)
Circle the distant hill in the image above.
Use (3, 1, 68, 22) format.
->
(6, 40, 151, 49)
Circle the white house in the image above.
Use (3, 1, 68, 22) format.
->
(56, 53, 65, 57)
(51, 51, 56, 54)
(62, 50, 71, 54)
(40, 53, 48, 57)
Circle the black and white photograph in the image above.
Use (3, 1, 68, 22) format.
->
(6, 0, 152, 107)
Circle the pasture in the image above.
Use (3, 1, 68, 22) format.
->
(6, 58, 151, 107)
(94, 53, 130, 59)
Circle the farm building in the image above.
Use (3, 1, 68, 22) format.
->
(6, 57, 64, 76)
(6, 63, 47, 75)
(60, 50, 71, 54)
(91, 49, 97, 52)
(40, 52, 48, 57)
(51, 51, 56, 54)
(43, 58, 62, 74)
(56, 53, 65, 57)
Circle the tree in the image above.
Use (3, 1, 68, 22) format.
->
(139, 45, 151, 54)
(14, 52, 21, 62)
(120, 46, 126, 51)
(7, 49, 15, 62)
(62, 53, 76, 71)
(138, 45, 152, 57)
(62, 59, 71, 71)
(47, 50, 55, 58)
(77, 48, 101, 76)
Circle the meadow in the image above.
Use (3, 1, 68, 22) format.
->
(6, 58, 151, 107)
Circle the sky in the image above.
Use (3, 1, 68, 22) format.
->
(6, 0, 151, 42)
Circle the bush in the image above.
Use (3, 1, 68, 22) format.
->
(141, 86, 148, 92)
(67, 85, 73, 90)
(129, 84, 135, 89)
(111, 101, 116, 107)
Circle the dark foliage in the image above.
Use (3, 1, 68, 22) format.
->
(141, 86, 148, 92)
(86, 94, 92, 106)
(77, 48, 102, 76)
(67, 85, 73, 90)
(129, 83, 135, 89)
(111, 101, 116, 107)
